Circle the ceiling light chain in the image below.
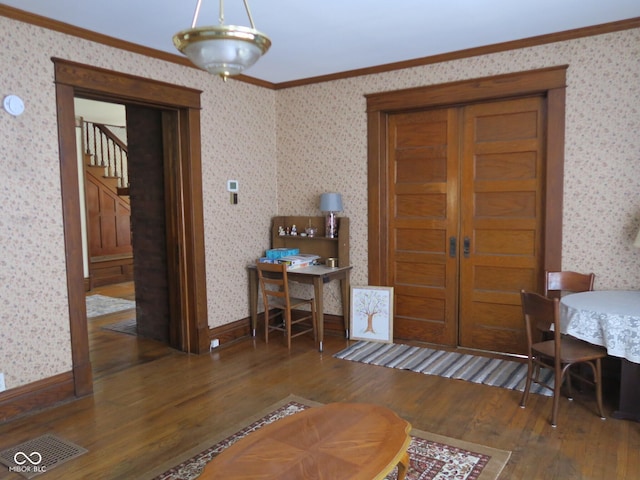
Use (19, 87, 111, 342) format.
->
(213, 0, 258, 29)
(241, 0, 257, 30)
(174, 0, 271, 80)
(190, 0, 203, 28)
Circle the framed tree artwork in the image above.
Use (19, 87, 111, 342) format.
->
(350, 286, 394, 343)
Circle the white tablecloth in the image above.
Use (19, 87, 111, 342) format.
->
(560, 290, 640, 364)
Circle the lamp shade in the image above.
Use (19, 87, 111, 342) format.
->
(320, 193, 343, 212)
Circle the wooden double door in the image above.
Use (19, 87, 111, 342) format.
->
(384, 95, 546, 355)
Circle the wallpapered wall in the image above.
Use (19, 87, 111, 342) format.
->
(0, 16, 276, 389)
(277, 28, 640, 305)
(1, 13, 639, 391)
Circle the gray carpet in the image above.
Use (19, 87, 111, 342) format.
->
(335, 341, 553, 396)
(86, 294, 135, 318)
(101, 318, 137, 336)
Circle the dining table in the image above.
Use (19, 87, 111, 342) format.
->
(559, 290, 640, 422)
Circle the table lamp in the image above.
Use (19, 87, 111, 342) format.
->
(320, 193, 343, 238)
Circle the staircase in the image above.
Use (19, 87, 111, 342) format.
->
(82, 121, 134, 288)
(83, 121, 129, 194)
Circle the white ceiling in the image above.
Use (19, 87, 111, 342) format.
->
(74, 98, 126, 126)
(4, 0, 640, 84)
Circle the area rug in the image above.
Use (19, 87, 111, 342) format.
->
(100, 318, 137, 336)
(86, 294, 135, 318)
(335, 340, 553, 397)
(147, 395, 510, 480)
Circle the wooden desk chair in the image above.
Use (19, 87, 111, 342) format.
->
(256, 262, 318, 350)
(545, 270, 595, 297)
(544, 271, 596, 390)
(519, 290, 606, 427)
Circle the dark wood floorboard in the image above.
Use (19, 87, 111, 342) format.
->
(87, 283, 171, 380)
(0, 282, 638, 479)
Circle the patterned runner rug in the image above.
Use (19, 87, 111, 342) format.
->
(335, 340, 553, 396)
(147, 395, 510, 480)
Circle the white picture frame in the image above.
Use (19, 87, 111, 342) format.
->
(350, 286, 394, 343)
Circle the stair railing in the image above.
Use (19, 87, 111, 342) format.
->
(84, 121, 129, 189)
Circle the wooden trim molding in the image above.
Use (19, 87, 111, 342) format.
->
(275, 18, 638, 89)
(0, 372, 75, 423)
(366, 66, 568, 112)
(209, 314, 346, 348)
(209, 318, 253, 346)
(53, 58, 201, 109)
(0, 4, 274, 89)
(57, 81, 94, 398)
(544, 87, 566, 275)
(51, 59, 208, 417)
(1, 4, 637, 90)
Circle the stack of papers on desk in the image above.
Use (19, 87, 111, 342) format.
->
(278, 254, 320, 270)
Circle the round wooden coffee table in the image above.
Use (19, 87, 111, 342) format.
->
(199, 402, 412, 479)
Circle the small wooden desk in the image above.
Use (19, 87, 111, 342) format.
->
(199, 403, 412, 480)
(249, 264, 352, 352)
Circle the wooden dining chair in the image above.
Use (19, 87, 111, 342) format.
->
(544, 271, 596, 389)
(519, 290, 607, 427)
(544, 271, 595, 297)
(256, 262, 318, 350)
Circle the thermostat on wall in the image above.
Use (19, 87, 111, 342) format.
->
(227, 180, 239, 192)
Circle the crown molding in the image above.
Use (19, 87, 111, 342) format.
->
(2, 5, 639, 91)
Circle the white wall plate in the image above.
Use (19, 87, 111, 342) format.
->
(3, 94, 25, 116)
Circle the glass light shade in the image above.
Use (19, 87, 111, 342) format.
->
(173, 25, 271, 77)
(320, 193, 343, 213)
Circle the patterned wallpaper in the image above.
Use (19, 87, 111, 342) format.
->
(0, 16, 277, 389)
(277, 29, 640, 304)
(0, 13, 639, 390)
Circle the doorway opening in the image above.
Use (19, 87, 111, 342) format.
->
(54, 59, 210, 397)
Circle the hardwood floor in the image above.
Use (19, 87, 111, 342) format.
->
(0, 282, 638, 479)
(86, 282, 172, 380)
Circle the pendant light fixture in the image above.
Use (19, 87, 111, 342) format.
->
(173, 0, 271, 80)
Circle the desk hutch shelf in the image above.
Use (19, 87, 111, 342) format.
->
(271, 216, 349, 267)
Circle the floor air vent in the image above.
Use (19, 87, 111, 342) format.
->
(0, 434, 87, 479)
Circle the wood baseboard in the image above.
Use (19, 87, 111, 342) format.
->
(208, 313, 346, 348)
(0, 313, 346, 422)
(90, 255, 134, 288)
(0, 371, 76, 423)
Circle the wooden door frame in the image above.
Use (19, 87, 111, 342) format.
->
(366, 65, 567, 290)
(54, 59, 209, 397)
